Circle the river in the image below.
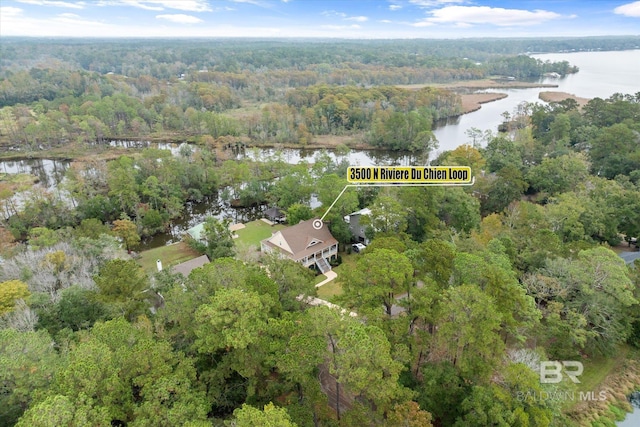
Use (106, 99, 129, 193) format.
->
(2, 50, 639, 242)
(617, 391, 640, 427)
(431, 49, 640, 155)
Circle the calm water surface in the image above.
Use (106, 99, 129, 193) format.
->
(617, 391, 640, 427)
(432, 49, 640, 155)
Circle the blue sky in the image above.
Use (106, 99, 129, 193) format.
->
(1, 0, 639, 38)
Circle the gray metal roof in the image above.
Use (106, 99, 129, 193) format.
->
(619, 251, 640, 265)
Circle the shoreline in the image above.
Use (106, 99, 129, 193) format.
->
(459, 92, 509, 114)
(539, 91, 591, 107)
(399, 79, 559, 91)
(567, 353, 640, 426)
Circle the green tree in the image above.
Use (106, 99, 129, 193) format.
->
(438, 187, 481, 234)
(49, 318, 209, 426)
(193, 287, 276, 411)
(483, 135, 522, 173)
(268, 166, 313, 210)
(15, 395, 111, 427)
(285, 203, 313, 226)
(199, 216, 235, 260)
(540, 247, 637, 356)
(453, 362, 557, 427)
(342, 248, 413, 317)
(416, 239, 456, 287)
(194, 287, 271, 355)
(107, 156, 140, 214)
(316, 173, 358, 218)
(367, 194, 408, 235)
(589, 123, 640, 179)
(0, 329, 60, 427)
(93, 259, 149, 320)
(75, 218, 111, 239)
(228, 403, 297, 427)
(417, 362, 470, 426)
(27, 227, 60, 250)
(483, 165, 529, 215)
(434, 284, 504, 381)
(311, 307, 410, 422)
(37, 286, 106, 335)
(261, 254, 316, 311)
(526, 152, 590, 196)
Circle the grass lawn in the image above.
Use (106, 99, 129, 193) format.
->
(137, 241, 201, 273)
(233, 220, 285, 250)
(315, 252, 359, 301)
(317, 280, 343, 300)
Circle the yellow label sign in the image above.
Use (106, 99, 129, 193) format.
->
(347, 166, 472, 184)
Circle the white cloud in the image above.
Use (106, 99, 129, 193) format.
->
(323, 10, 368, 23)
(389, 5, 402, 11)
(15, 0, 85, 9)
(228, 0, 264, 5)
(322, 10, 347, 18)
(345, 16, 368, 22)
(409, 0, 466, 7)
(156, 13, 203, 23)
(614, 1, 640, 17)
(321, 24, 361, 30)
(0, 6, 24, 18)
(421, 5, 563, 27)
(97, 0, 211, 12)
(412, 21, 434, 27)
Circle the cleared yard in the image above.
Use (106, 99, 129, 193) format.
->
(315, 253, 359, 301)
(137, 241, 201, 273)
(317, 280, 343, 300)
(233, 220, 285, 249)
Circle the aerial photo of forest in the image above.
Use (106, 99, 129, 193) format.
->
(1, 1, 640, 426)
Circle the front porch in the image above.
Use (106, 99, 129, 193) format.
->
(299, 244, 338, 270)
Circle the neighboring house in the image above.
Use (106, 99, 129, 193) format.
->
(171, 254, 210, 276)
(264, 207, 286, 223)
(186, 222, 205, 243)
(260, 218, 338, 274)
(344, 208, 371, 245)
(620, 251, 640, 265)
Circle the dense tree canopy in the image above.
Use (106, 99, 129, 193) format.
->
(1, 37, 640, 427)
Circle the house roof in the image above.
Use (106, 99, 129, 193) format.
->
(171, 255, 210, 276)
(620, 251, 640, 265)
(264, 207, 285, 220)
(262, 218, 338, 260)
(186, 223, 205, 241)
(344, 207, 371, 223)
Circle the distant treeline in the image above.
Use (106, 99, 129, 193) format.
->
(2, 36, 638, 76)
(1, 36, 636, 149)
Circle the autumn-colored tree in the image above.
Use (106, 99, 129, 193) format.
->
(0, 280, 30, 315)
(112, 218, 140, 253)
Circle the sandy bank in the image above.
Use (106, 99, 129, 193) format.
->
(400, 79, 559, 91)
(460, 92, 509, 114)
(539, 91, 591, 107)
